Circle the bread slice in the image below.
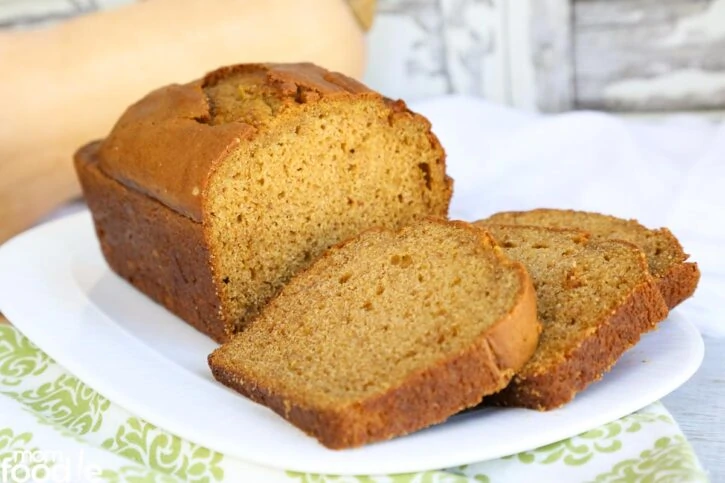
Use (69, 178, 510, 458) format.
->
(76, 63, 452, 342)
(483, 209, 699, 309)
(209, 219, 540, 449)
(474, 223, 668, 410)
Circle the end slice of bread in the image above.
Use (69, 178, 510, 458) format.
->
(483, 209, 699, 309)
(475, 224, 669, 410)
(208, 219, 540, 449)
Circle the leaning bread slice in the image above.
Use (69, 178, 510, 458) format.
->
(483, 209, 699, 309)
(475, 224, 668, 410)
(209, 219, 540, 449)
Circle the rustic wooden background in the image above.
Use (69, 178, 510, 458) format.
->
(2, 0, 723, 113)
(575, 0, 725, 112)
(365, 0, 725, 113)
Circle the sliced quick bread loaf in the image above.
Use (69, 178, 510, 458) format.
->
(483, 209, 699, 309)
(474, 223, 669, 410)
(209, 219, 540, 449)
(76, 63, 452, 342)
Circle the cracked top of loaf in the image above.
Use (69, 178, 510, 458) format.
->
(94, 63, 384, 221)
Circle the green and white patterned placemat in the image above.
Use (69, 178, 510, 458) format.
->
(0, 325, 708, 483)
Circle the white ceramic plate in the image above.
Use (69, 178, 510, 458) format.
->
(0, 211, 704, 475)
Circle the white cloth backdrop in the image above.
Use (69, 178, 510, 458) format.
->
(410, 96, 725, 337)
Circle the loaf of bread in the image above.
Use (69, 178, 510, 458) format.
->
(209, 219, 540, 449)
(475, 224, 669, 410)
(483, 209, 699, 309)
(75, 63, 452, 342)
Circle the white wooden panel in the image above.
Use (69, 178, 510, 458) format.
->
(364, 0, 508, 102)
(441, 0, 506, 101)
(509, 0, 573, 112)
(505, 0, 537, 110)
(364, 5, 450, 99)
(529, 0, 574, 112)
(364, 0, 453, 99)
(574, 0, 725, 111)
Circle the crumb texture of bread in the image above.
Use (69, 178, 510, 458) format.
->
(476, 224, 669, 410)
(209, 219, 540, 449)
(483, 209, 700, 309)
(76, 63, 453, 341)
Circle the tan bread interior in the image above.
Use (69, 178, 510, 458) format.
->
(486, 210, 686, 280)
(216, 222, 523, 407)
(204, 73, 449, 331)
(482, 225, 650, 376)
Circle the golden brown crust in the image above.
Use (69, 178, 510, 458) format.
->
(658, 262, 701, 310)
(210, 329, 518, 449)
(97, 63, 378, 221)
(75, 142, 228, 342)
(97, 79, 251, 222)
(486, 259, 668, 410)
(208, 220, 540, 449)
(483, 209, 699, 310)
(647, 228, 699, 309)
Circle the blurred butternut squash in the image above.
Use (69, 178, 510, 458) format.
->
(0, 0, 366, 242)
